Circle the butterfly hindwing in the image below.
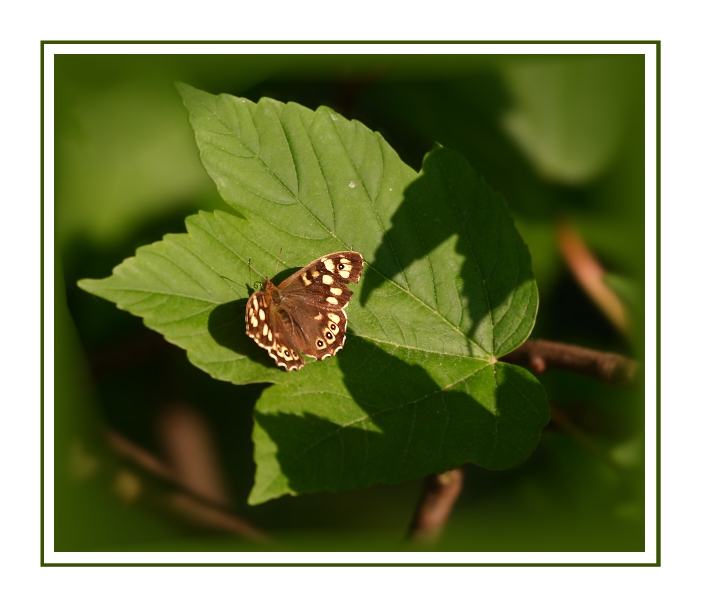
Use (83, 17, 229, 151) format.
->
(285, 297, 349, 361)
(245, 289, 305, 371)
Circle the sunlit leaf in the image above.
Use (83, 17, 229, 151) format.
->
(79, 84, 548, 504)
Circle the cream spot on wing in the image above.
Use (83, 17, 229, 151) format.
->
(252, 298, 259, 311)
(324, 259, 335, 271)
(301, 274, 312, 286)
(338, 270, 350, 279)
(314, 313, 323, 321)
(311, 270, 319, 278)
(326, 296, 338, 305)
(322, 274, 334, 285)
(262, 323, 268, 336)
(328, 313, 340, 324)
(328, 320, 339, 334)
(330, 287, 342, 296)
(259, 309, 265, 320)
(250, 316, 258, 328)
(340, 258, 351, 265)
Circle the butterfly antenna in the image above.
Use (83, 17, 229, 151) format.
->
(217, 272, 245, 289)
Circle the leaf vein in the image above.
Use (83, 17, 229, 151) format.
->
(442, 162, 496, 354)
(291, 364, 490, 460)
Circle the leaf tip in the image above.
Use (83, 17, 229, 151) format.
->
(174, 81, 200, 107)
(247, 486, 291, 507)
(76, 278, 97, 294)
(246, 494, 264, 507)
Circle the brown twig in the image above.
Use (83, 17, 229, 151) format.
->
(407, 468, 464, 545)
(164, 492, 271, 543)
(501, 339, 638, 386)
(557, 220, 630, 335)
(158, 404, 232, 508)
(105, 430, 272, 544)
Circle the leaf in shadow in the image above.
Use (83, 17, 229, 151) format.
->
(361, 144, 538, 358)
(250, 334, 548, 504)
(207, 298, 270, 367)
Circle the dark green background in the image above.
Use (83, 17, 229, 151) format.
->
(54, 52, 645, 553)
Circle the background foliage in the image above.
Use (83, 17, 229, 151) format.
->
(56, 53, 645, 552)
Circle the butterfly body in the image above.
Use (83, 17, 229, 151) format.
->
(245, 252, 364, 371)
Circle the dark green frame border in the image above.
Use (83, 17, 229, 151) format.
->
(41, 40, 661, 567)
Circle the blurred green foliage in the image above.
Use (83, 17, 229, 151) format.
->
(55, 52, 645, 553)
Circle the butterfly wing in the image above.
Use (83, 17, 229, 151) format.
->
(245, 252, 364, 371)
(277, 251, 363, 360)
(277, 251, 363, 306)
(281, 296, 350, 360)
(245, 286, 306, 371)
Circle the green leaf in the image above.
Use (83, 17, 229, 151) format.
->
(79, 84, 548, 505)
(250, 340, 548, 504)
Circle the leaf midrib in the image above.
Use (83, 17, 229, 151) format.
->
(200, 98, 488, 357)
(80, 283, 222, 306)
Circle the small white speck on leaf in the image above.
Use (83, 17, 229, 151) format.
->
(349, 181, 356, 189)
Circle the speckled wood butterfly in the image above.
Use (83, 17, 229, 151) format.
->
(245, 251, 364, 371)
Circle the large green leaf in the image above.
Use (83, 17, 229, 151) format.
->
(79, 84, 548, 505)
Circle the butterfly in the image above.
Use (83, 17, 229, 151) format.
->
(245, 252, 364, 371)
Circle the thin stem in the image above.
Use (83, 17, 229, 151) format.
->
(557, 220, 630, 335)
(501, 339, 638, 386)
(106, 430, 272, 544)
(407, 468, 464, 545)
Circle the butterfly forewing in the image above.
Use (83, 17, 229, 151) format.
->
(244, 252, 363, 371)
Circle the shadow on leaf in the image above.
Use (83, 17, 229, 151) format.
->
(207, 265, 307, 372)
(360, 145, 536, 357)
(253, 334, 547, 499)
(207, 298, 278, 369)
